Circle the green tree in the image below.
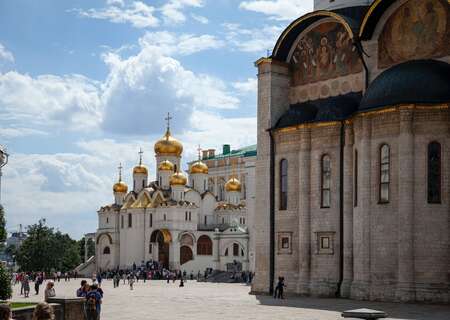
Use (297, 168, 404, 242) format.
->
(15, 219, 81, 272)
(0, 205, 6, 249)
(0, 263, 12, 300)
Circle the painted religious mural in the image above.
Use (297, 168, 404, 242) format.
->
(289, 22, 362, 86)
(379, 0, 450, 68)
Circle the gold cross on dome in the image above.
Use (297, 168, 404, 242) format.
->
(165, 112, 172, 130)
(138, 148, 144, 165)
(197, 144, 202, 160)
(118, 162, 123, 181)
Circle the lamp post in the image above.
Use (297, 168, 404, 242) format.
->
(0, 145, 9, 205)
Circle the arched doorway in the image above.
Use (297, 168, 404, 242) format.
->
(180, 246, 193, 265)
(150, 229, 172, 269)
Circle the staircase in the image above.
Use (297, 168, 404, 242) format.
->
(74, 256, 96, 277)
(200, 270, 243, 283)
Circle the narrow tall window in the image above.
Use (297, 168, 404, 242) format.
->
(189, 212, 191, 221)
(379, 144, 390, 203)
(149, 214, 153, 227)
(128, 213, 132, 228)
(233, 243, 239, 256)
(428, 141, 441, 203)
(321, 155, 331, 208)
(354, 149, 358, 207)
(121, 215, 124, 229)
(204, 216, 207, 225)
(280, 159, 288, 210)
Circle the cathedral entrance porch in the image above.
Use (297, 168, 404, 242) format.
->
(150, 229, 172, 269)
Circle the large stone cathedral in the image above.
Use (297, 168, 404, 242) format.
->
(252, 0, 450, 303)
(94, 118, 256, 275)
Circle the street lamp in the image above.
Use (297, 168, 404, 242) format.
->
(0, 145, 9, 205)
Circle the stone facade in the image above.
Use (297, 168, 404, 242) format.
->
(252, 0, 450, 303)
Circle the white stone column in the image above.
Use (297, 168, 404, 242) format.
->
(351, 117, 371, 300)
(395, 106, 416, 301)
(341, 123, 354, 297)
(297, 127, 311, 295)
(213, 228, 220, 270)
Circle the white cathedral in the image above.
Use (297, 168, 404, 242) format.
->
(94, 119, 251, 274)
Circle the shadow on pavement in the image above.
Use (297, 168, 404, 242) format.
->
(255, 295, 450, 320)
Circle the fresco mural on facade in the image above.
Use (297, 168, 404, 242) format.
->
(290, 22, 362, 86)
(379, 0, 450, 68)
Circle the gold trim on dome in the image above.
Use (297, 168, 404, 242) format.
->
(273, 10, 355, 59)
(113, 181, 128, 193)
(158, 160, 174, 171)
(154, 129, 183, 157)
(359, 0, 384, 38)
(225, 177, 241, 192)
(170, 171, 187, 186)
(190, 160, 208, 174)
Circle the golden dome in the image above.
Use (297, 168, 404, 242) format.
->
(225, 177, 241, 192)
(158, 160, 174, 171)
(170, 171, 187, 186)
(113, 181, 128, 193)
(154, 129, 183, 157)
(133, 164, 148, 175)
(190, 160, 208, 174)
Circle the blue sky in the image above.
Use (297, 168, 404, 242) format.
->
(0, 0, 313, 238)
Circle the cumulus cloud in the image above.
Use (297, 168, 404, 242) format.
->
(223, 23, 283, 54)
(160, 0, 203, 24)
(139, 31, 224, 56)
(73, 1, 159, 28)
(232, 78, 257, 95)
(0, 43, 14, 63)
(100, 38, 239, 135)
(239, 0, 312, 21)
(0, 72, 102, 131)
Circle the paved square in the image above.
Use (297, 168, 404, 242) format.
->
(11, 279, 450, 320)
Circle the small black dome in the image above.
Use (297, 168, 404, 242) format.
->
(360, 60, 450, 111)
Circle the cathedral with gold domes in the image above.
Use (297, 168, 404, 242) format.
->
(94, 117, 255, 274)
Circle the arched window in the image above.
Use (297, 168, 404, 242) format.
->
(149, 243, 152, 254)
(174, 164, 177, 172)
(379, 144, 390, 203)
(233, 243, 239, 256)
(128, 213, 132, 228)
(224, 248, 228, 256)
(321, 155, 331, 208)
(280, 159, 288, 210)
(197, 235, 212, 255)
(103, 247, 110, 255)
(428, 141, 441, 204)
(241, 248, 244, 257)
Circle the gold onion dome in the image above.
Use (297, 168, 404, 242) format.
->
(170, 171, 187, 186)
(190, 160, 208, 174)
(159, 160, 174, 171)
(225, 177, 241, 192)
(154, 129, 183, 157)
(113, 181, 128, 193)
(133, 164, 148, 175)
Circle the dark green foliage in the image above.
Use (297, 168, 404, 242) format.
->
(0, 263, 12, 300)
(15, 219, 81, 272)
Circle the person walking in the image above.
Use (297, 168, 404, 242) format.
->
(274, 277, 285, 299)
(32, 302, 55, 320)
(35, 274, 43, 295)
(85, 284, 102, 320)
(129, 275, 135, 290)
(44, 281, 56, 302)
(23, 275, 30, 298)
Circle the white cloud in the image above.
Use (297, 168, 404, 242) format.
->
(191, 14, 208, 24)
(73, 1, 159, 28)
(139, 31, 224, 56)
(0, 127, 48, 139)
(232, 77, 257, 95)
(100, 37, 239, 135)
(239, 0, 313, 21)
(223, 23, 283, 53)
(0, 43, 14, 63)
(160, 0, 203, 24)
(0, 72, 102, 131)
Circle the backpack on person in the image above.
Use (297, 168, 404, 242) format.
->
(86, 294, 97, 312)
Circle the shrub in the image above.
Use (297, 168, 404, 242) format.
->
(0, 263, 12, 301)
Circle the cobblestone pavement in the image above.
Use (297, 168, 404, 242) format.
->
(11, 279, 450, 320)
